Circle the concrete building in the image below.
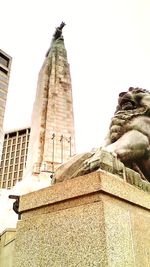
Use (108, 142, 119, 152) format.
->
(0, 228, 16, 267)
(0, 50, 12, 161)
(25, 23, 76, 177)
(0, 127, 30, 189)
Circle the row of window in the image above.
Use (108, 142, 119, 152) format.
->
(3, 134, 30, 146)
(1, 177, 22, 189)
(0, 155, 27, 167)
(0, 163, 24, 174)
(1, 170, 23, 180)
(2, 148, 28, 159)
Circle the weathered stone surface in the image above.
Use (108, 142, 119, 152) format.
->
(13, 171, 150, 267)
(25, 26, 75, 177)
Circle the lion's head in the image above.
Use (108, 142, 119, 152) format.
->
(109, 87, 150, 143)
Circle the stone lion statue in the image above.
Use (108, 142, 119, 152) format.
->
(54, 87, 150, 184)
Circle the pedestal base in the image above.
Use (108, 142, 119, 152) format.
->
(13, 170, 150, 267)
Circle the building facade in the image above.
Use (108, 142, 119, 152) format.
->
(0, 50, 12, 161)
(0, 127, 30, 189)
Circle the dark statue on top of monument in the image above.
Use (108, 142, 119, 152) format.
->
(53, 21, 66, 40)
(54, 87, 150, 191)
(46, 21, 66, 57)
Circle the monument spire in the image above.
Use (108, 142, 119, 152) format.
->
(25, 23, 75, 178)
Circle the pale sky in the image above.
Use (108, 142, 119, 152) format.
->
(1, 0, 150, 153)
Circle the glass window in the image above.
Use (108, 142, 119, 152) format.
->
(14, 172, 17, 178)
(13, 139, 16, 144)
(15, 165, 18, 171)
(21, 156, 24, 162)
(3, 174, 7, 180)
(2, 182, 6, 188)
(12, 145, 15, 151)
(9, 165, 13, 171)
(18, 137, 21, 143)
(16, 151, 19, 156)
(9, 173, 12, 179)
(6, 153, 9, 159)
(13, 180, 17, 186)
(19, 171, 23, 177)
(23, 136, 26, 142)
(2, 147, 6, 153)
(8, 140, 11, 145)
(15, 157, 19, 163)
(17, 144, 20, 150)
(20, 163, 23, 170)
(11, 151, 15, 157)
(22, 143, 25, 148)
(4, 141, 7, 146)
(10, 159, 14, 164)
(5, 160, 8, 166)
(8, 181, 11, 187)
(21, 149, 25, 155)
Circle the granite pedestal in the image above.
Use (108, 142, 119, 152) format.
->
(13, 170, 150, 267)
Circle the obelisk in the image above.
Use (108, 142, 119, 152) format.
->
(25, 22, 75, 177)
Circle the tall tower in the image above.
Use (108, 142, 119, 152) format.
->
(25, 23, 75, 176)
(0, 50, 12, 161)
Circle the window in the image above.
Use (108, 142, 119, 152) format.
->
(16, 151, 20, 156)
(10, 159, 14, 164)
(15, 157, 19, 163)
(4, 141, 7, 146)
(8, 140, 11, 145)
(13, 139, 16, 144)
(18, 137, 21, 143)
(3, 174, 7, 180)
(8, 180, 11, 188)
(22, 143, 25, 148)
(21, 156, 24, 162)
(21, 149, 25, 155)
(20, 163, 23, 170)
(12, 145, 15, 151)
(0, 66, 8, 75)
(15, 165, 18, 171)
(9, 166, 13, 171)
(4, 167, 8, 173)
(13, 180, 17, 186)
(17, 144, 20, 150)
(0, 52, 9, 67)
(1, 161, 4, 167)
(11, 151, 15, 158)
(14, 172, 17, 178)
(19, 171, 23, 177)
(9, 173, 12, 179)
(2, 182, 6, 188)
(23, 136, 26, 142)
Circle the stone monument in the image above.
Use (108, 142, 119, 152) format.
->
(25, 22, 75, 179)
(12, 70, 150, 265)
